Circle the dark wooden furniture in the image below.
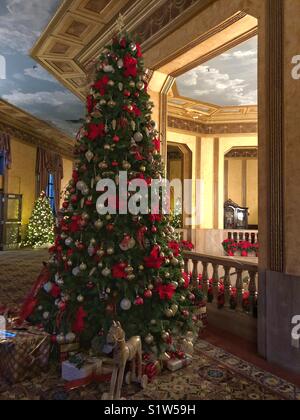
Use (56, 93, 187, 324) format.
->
(0, 193, 22, 250)
(224, 199, 249, 230)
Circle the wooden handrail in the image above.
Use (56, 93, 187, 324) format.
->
(183, 251, 258, 272)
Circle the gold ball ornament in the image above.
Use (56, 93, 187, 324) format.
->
(145, 334, 154, 345)
(161, 331, 170, 342)
(165, 308, 175, 318)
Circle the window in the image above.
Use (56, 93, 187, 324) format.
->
(0, 152, 4, 176)
(47, 174, 55, 214)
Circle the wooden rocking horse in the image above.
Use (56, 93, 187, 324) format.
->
(102, 321, 148, 400)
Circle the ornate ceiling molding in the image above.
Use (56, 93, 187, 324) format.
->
(30, 0, 219, 101)
(168, 116, 258, 135)
(0, 99, 74, 159)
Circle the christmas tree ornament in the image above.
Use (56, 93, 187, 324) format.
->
(102, 267, 111, 277)
(65, 332, 76, 344)
(103, 64, 114, 73)
(136, 81, 145, 90)
(72, 267, 81, 277)
(122, 161, 131, 170)
(85, 150, 94, 162)
(134, 296, 144, 306)
(171, 258, 179, 266)
(80, 263, 87, 271)
(117, 59, 124, 69)
(145, 334, 154, 345)
(129, 42, 137, 52)
(56, 334, 65, 345)
(107, 247, 115, 255)
(43, 282, 53, 293)
(120, 298, 132, 311)
(150, 319, 157, 326)
(65, 237, 73, 246)
(43, 312, 50, 320)
(108, 99, 116, 108)
(94, 219, 104, 230)
(106, 304, 115, 314)
(133, 132, 143, 142)
(118, 82, 124, 91)
(171, 304, 179, 314)
(165, 308, 174, 318)
(77, 295, 84, 303)
(144, 289, 153, 299)
(161, 331, 170, 342)
(108, 80, 115, 87)
(129, 81, 135, 88)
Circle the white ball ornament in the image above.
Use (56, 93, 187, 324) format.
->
(43, 312, 49, 320)
(65, 332, 76, 344)
(72, 267, 81, 277)
(77, 295, 84, 303)
(120, 298, 132, 311)
(103, 64, 114, 73)
(102, 268, 111, 277)
(56, 334, 66, 345)
(117, 59, 124, 69)
(80, 263, 87, 271)
(133, 132, 143, 142)
(145, 334, 154, 345)
(65, 237, 73, 246)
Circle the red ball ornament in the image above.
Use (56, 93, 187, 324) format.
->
(189, 293, 196, 302)
(71, 195, 78, 204)
(112, 161, 119, 167)
(106, 304, 115, 314)
(77, 243, 85, 251)
(85, 199, 93, 206)
(134, 296, 144, 306)
(62, 201, 69, 209)
(107, 224, 114, 232)
(144, 289, 153, 299)
(182, 310, 190, 318)
(87, 282, 95, 289)
(134, 92, 140, 98)
(124, 90, 131, 97)
(113, 135, 120, 143)
(51, 335, 57, 344)
(151, 226, 157, 233)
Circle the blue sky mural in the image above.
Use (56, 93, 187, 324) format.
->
(0, 0, 84, 137)
(177, 36, 258, 106)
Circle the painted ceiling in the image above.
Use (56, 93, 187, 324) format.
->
(0, 0, 84, 137)
(177, 36, 258, 106)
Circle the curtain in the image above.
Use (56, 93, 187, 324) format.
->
(0, 132, 12, 169)
(36, 148, 63, 212)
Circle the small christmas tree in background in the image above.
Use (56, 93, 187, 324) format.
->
(24, 30, 203, 359)
(24, 191, 55, 248)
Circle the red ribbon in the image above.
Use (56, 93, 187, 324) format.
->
(124, 53, 137, 78)
(87, 123, 105, 141)
(93, 75, 110, 96)
(156, 284, 176, 301)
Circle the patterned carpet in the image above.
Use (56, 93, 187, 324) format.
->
(0, 340, 299, 400)
(0, 250, 299, 400)
(0, 249, 48, 307)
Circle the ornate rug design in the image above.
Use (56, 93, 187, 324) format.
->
(0, 249, 48, 307)
(0, 340, 299, 400)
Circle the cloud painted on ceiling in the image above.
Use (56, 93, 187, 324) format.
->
(0, 0, 84, 137)
(177, 36, 258, 106)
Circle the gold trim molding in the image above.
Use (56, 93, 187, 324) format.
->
(0, 99, 74, 159)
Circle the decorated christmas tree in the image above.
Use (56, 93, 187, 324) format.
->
(25, 30, 202, 357)
(24, 191, 55, 248)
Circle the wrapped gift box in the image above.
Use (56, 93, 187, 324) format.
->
(166, 354, 193, 372)
(0, 326, 50, 384)
(62, 356, 114, 382)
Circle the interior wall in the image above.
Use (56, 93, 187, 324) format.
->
(218, 135, 258, 228)
(61, 158, 74, 206)
(7, 138, 36, 228)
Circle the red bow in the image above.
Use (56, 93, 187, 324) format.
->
(144, 245, 164, 269)
(168, 241, 180, 257)
(93, 75, 110, 96)
(112, 263, 127, 279)
(72, 306, 87, 334)
(156, 284, 176, 300)
(124, 53, 138, 78)
(50, 284, 61, 299)
(87, 123, 105, 141)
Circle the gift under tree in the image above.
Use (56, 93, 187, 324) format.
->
(24, 191, 55, 248)
(25, 31, 202, 357)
